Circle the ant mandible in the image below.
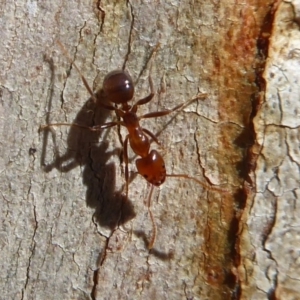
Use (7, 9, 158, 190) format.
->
(41, 41, 225, 249)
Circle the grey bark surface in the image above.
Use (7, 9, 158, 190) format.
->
(1, 1, 226, 299)
(1, 0, 291, 300)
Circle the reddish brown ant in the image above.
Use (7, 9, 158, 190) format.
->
(41, 41, 226, 249)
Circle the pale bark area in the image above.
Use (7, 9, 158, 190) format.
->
(0, 0, 285, 299)
(238, 1, 300, 299)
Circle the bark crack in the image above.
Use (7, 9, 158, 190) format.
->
(21, 198, 38, 300)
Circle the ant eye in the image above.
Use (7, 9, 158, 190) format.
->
(143, 174, 148, 178)
(103, 70, 134, 104)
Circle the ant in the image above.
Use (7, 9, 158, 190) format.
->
(41, 42, 226, 249)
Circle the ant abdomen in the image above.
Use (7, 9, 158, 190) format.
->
(136, 150, 166, 186)
(103, 70, 134, 104)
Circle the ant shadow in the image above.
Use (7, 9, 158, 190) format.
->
(40, 57, 136, 232)
(40, 56, 174, 260)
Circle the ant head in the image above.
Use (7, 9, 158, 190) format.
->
(103, 70, 134, 104)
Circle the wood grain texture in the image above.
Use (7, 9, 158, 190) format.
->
(0, 0, 283, 299)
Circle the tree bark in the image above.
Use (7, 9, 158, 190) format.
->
(238, 1, 300, 299)
(0, 0, 291, 299)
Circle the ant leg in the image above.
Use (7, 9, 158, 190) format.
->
(133, 42, 160, 109)
(146, 185, 157, 250)
(139, 93, 208, 120)
(132, 43, 160, 109)
(123, 135, 130, 202)
(166, 174, 228, 193)
(40, 121, 121, 132)
(92, 121, 123, 131)
(131, 76, 155, 112)
(142, 128, 160, 145)
(57, 40, 119, 112)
